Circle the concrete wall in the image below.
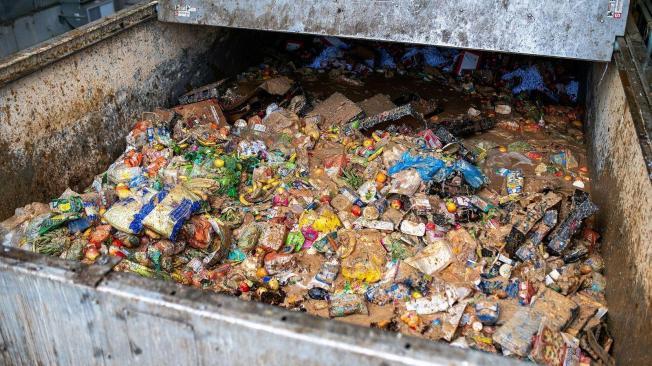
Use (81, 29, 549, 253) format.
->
(586, 61, 652, 366)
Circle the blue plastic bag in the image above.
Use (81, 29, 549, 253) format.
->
(378, 48, 396, 69)
(308, 46, 342, 69)
(453, 159, 488, 189)
(501, 65, 546, 94)
(389, 153, 488, 188)
(388, 152, 446, 181)
(401, 46, 457, 69)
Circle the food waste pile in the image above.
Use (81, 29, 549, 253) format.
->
(1, 37, 613, 365)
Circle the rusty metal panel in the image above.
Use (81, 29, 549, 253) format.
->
(157, 0, 629, 61)
(585, 48, 652, 366)
(0, 1, 158, 87)
(0, 247, 526, 365)
(0, 6, 222, 220)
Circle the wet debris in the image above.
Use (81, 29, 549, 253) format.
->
(0, 35, 609, 365)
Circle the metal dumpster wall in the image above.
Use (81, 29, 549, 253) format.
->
(157, 0, 629, 62)
(0, 246, 524, 366)
(0, 4, 649, 365)
(0, 5, 221, 220)
(585, 57, 652, 365)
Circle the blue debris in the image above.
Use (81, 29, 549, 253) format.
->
(557, 80, 579, 102)
(378, 48, 396, 69)
(502, 65, 547, 94)
(453, 160, 488, 189)
(401, 46, 456, 68)
(422, 47, 450, 67)
(388, 152, 446, 181)
(388, 152, 488, 188)
(307, 37, 350, 69)
(308, 46, 343, 69)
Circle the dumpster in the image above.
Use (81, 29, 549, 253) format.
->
(0, 1, 650, 365)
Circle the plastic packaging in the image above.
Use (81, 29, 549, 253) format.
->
(404, 239, 453, 275)
(328, 292, 368, 317)
(140, 185, 202, 240)
(547, 198, 598, 254)
(453, 159, 488, 189)
(388, 152, 446, 181)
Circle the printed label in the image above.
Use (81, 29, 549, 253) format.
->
(607, 0, 623, 18)
(174, 5, 197, 18)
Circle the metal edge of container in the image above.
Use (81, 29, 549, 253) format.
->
(0, 1, 159, 87)
(614, 19, 652, 180)
(0, 245, 528, 365)
(156, 0, 629, 62)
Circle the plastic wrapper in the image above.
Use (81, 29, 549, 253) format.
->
(107, 161, 143, 184)
(548, 198, 598, 254)
(311, 209, 342, 233)
(311, 232, 338, 254)
(259, 223, 287, 251)
(49, 196, 84, 213)
(140, 185, 202, 240)
(357, 181, 377, 203)
(388, 152, 445, 181)
(0, 203, 51, 247)
(404, 239, 453, 275)
(341, 233, 386, 282)
(310, 257, 340, 290)
(400, 220, 426, 236)
(406, 293, 451, 314)
(453, 159, 488, 189)
(236, 224, 261, 251)
(388, 169, 422, 196)
(103, 196, 148, 234)
(474, 301, 500, 325)
(116, 259, 172, 280)
(529, 209, 559, 245)
(237, 140, 267, 158)
(493, 289, 579, 356)
(183, 215, 213, 250)
(285, 230, 305, 251)
(38, 212, 80, 236)
(530, 323, 582, 366)
(328, 292, 368, 317)
(503, 169, 524, 200)
(67, 217, 91, 233)
(263, 252, 295, 275)
(550, 150, 579, 171)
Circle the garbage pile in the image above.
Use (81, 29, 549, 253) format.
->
(0, 37, 613, 365)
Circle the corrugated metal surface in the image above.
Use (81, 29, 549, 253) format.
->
(157, 0, 629, 61)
